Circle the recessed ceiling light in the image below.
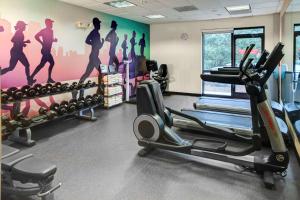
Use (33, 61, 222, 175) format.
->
(104, 0, 136, 8)
(145, 15, 165, 19)
(225, 4, 251, 15)
(226, 5, 250, 12)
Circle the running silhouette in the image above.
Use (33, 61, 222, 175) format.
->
(139, 33, 146, 56)
(79, 17, 104, 83)
(130, 31, 137, 60)
(105, 20, 119, 72)
(121, 34, 128, 60)
(30, 18, 58, 84)
(1, 21, 33, 85)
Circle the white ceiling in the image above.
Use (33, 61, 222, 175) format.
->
(287, 0, 300, 12)
(59, 0, 285, 24)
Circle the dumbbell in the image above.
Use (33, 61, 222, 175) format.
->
(1, 90, 11, 103)
(50, 102, 67, 116)
(49, 83, 60, 93)
(54, 82, 62, 91)
(1, 115, 18, 132)
(70, 99, 85, 110)
(60, 83, 69, 92)
(31, 107, 56, 123)
(7, 87, 23, 100)
(39, 107, 56, 119)
(83, 80, 92, 88)
(91, 94, 103, 105)
(75, 82, 84, 90)
(32, 84, 45, 96)
(21, 85, 36, 97)
(90, 82, 97, 87)
(79, 96, 93, 107)
(15, 113, 32, 127)
(68, 82, 78, 90)
(60, 100, 76, 113)
(39, 85, 49, 95)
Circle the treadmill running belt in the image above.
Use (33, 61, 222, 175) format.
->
(197, 97, 250, 109)
(181, 109, 252, 129)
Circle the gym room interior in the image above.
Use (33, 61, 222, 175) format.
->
(0, 0, 300, 200)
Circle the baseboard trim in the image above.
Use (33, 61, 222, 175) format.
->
(164, 91, 201, 97)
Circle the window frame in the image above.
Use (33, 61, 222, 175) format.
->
(293, 24, 300, 72)
(201, 30, 233, 97)
(201, 26, 265, 98)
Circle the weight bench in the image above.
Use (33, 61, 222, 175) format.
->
(2, 144, 61, 200)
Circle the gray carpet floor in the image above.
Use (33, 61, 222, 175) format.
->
(3, 95, 300, 200)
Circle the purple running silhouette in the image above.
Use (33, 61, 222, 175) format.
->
(121, 34, 128, 61)
(79, 17, 104, 83)
(105, 20, 119, 72)
(138, 33, 146, 56)
(130, 31, 137, 60)
(31, 18, 58, 84)
(1, 21, 33, 85)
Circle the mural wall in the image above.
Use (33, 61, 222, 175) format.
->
(0, 0, 150, 117)
(0, 0, 150, 88)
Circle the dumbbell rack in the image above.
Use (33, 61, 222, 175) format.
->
(1, 84, 100, 146)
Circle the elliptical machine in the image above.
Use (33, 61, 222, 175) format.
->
(133, 43, 289, 189)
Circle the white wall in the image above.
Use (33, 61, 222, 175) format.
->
(282, 12, 300, 69)
(150, 14, 280, 94)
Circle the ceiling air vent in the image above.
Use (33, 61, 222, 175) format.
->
(174, 5, 199, 12)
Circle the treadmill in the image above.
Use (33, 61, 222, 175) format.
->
(173, 44, 288, 141)
(195, 48, 283, 117)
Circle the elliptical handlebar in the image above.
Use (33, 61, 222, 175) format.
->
(242, 42, 284, 86)
(239, 44, 255, 70)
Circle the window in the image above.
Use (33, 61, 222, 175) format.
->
(202, 32, 232, 96)
(202, 27, 265, 98)
(294, 24, 300, 72)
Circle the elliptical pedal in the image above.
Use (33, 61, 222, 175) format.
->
(192, 138, 227, 152)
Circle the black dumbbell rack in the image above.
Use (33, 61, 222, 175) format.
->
(1, 83, 101, 146)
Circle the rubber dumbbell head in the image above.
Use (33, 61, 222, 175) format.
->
(12, 89, 24, 100)
(76, 83, 84, 90)
(34, 84, 42, 91)
(84, 80, 92, 88)
(27, 87, 36, 97)
(6, 87, 18, 96)
(90, 82, 97, 87)
(67, 102, 77, 113)
(40, 86, 48, 95)
(76, 99, 85, 110)
(21, 85, 31, 94)
(50, 103, 60, 112)
(1, 91, 10, 103)
(54, 82, 62, 91)
(58, 104, 68, 115)
(39, 107, 56, 120)
(68, 82, 78, 90)
(60, 83, 69, 92)
(84, 95, 93, 107)
(45, 83, 53, 91)
(15, 113, 32, 127)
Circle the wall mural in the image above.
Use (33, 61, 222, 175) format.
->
(0, 0, 150, 118)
